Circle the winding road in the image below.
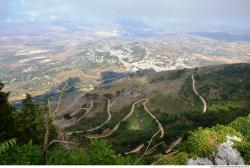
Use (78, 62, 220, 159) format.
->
(70, 100, 94, 117)
(143, 99, 164, 138)
(191, 74, 207, 113)
(86, 97, 112, 132)
(84, 98, 164, 139)
(84, 99, 148, 138)
(165, 137, 183, 154)
(124, 144, 145, 155)
(75, 100, 94, 122)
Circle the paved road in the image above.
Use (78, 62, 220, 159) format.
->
(191, 74, 207, 113)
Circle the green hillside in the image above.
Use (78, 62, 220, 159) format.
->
(1, 63, 250, 165)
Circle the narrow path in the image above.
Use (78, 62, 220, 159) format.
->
(84, 98, 164, 140)
(124, 144, 145, 155)
(67, 97, 113, 136)
(70, 100, 94, 117)
(54, 100, 94, 130)
(191, 74, 207, 113)
(84, 99, 147, 138)
(165, 137, 183, 154)
(76, 100, 94, 122)
(85, 122, 121, 138)
(86, 97, 112, 132)
(122, 98, 148, 122)
(143, 100, 164, 138)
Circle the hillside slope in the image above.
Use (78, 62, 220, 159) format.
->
(54, 63, 250, 161)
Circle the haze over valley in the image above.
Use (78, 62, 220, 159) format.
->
(1, 23, 250, 101)
(1, 0, 250, 166)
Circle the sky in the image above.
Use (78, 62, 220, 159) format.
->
(0, 0, 250, 28)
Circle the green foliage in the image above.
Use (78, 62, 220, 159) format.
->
(0, 82, 15, 137)
(0, 140, 43, 165)
(184, 125, 241, 157)
(89, 139, 139, 165)
(126, 107, 153, 131)
(0, 139, 16, 155)
(235, 141, 250, 164)
(48, 139, 139, 165)
(228, 115, 250, 164)
(229, 117, 250, 140)
(48, 145, 90, 165)
(182, 105, 249, 129)
(184, 127, 221, 157)
(209, 101, 246, 112)
(88, 139, 115, 164)
(156, 152, 188, 165)
(12, 94, 45, 144)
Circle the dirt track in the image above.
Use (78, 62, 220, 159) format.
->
(84, 98, 164, 139)
(165, 137, 183, 153)
(86, 97, 112, 132)
(125, 144, 145, 155)
(143, 99, 164, 138)
(191, 74, 207, 113)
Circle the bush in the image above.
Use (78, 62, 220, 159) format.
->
(48, 145, 90, 165)
(229, 117, 250, 140)
(184, 127, 221, 157)
(156, 152, 188, 165)
(184, 125, 242, 157)
(0, 141, 43, 165)
(235, 141, 250, 164)
(228, 115, 250, 164)
(48, 140, 139, 165)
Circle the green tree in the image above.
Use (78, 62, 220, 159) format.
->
(0, 82, 15, 138)
(89, 139, 116, 164)
(12, 94, 45, 144)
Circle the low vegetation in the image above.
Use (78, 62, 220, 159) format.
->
(1, 63, 250, 165)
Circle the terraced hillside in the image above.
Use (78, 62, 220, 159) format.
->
(54, 63, 250, 159)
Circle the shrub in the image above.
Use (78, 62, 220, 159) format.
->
(229, 117, 250, 140)
(156, 152, 188, 165)
(48, 145, 90, 165)
(228, 115, 250, 164)
(184, 125, 242, 157)
(235, 141, 250, 164)
(48, 140, 139, 165)
(0, 139, 16, 155)
(0, 140, 43, 165)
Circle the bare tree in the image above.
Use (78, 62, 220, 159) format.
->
(43, 83, 68, 164)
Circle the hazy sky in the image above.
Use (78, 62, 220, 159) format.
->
(1, 0, 250, 28)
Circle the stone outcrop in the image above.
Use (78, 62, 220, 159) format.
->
(188, 135, 244, 165)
